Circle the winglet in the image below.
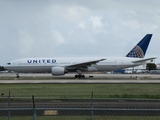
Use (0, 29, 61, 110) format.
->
(126, 34, 152, 58)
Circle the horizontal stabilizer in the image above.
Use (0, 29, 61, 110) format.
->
(132, 57, 156, 63)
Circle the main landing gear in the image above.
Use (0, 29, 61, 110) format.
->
(75, 69, 85, 79)
(75, 74, 85, 79)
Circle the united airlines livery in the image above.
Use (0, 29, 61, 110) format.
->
(4, 34, 156, 78)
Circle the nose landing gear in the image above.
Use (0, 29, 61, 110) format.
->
(16, 73, 19, 78)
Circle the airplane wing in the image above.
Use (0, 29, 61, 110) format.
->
(66, 59, 106, 69)
(132, 57, 157, 63)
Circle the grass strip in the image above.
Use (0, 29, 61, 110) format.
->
(0, 84, 160, 99)
(0, 116, 160, 120)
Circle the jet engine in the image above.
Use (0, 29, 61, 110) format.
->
(51, 67, 67, 75)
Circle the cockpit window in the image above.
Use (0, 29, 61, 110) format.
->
(7, 63, 11, 65)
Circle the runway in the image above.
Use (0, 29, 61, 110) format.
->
(1, 99, 160, 108)
(1, 99, 160, 116)
(0, 73, 160, 84)
(1, 79, 160, 84)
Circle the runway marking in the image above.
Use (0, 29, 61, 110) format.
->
(44, 110, 58, 115)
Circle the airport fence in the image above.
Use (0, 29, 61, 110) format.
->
(1, 94, 160, 120)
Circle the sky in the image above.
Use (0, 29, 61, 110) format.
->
(0, 0, 160, 65)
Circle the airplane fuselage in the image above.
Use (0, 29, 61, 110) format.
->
(4, 57, 144, 73)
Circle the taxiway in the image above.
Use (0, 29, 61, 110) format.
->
(0, 73, 160, 84)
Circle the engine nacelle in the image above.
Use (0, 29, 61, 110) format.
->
(51, 67, 66, 75)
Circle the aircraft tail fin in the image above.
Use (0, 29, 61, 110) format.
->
(126, 34, 152, 58)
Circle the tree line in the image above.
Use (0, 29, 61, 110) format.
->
(0, 66, 6, 71)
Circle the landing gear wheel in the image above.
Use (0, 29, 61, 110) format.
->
(75, 75, 78, 78)
(78, 75, 82, 79)
(75, 74, 85, 79)
(81, 75, 85, 78)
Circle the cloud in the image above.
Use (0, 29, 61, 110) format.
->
(49, 5, 90, 24)
(90, 16, 103, 28)
(52, 30, 65, 44)
(89, 16, 107, 34)
(17, 30, 35, 55)
(121, 20, 140, 30)
(78, 22, 86, 29)
(0, 0, 160, 64)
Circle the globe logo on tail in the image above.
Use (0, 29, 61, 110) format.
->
(127, 45, 144, 58)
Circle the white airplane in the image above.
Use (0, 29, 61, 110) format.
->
(3, 34, 156, 78)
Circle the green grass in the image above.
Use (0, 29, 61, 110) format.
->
(1, 116, 160, 120)
(0, 84, 160, 99)
(1, 81, 159, 119)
